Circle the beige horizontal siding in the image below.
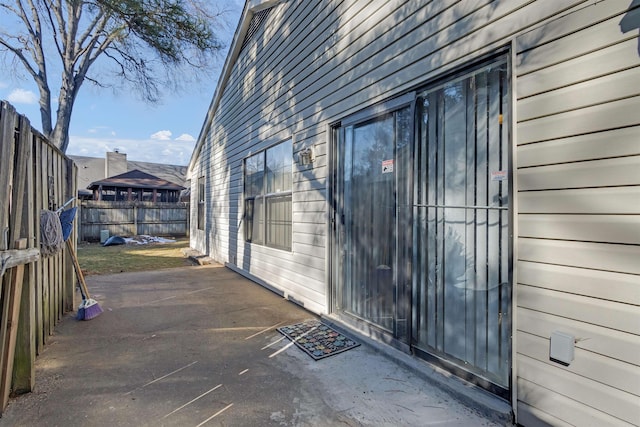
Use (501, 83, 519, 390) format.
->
(519, 214, 640, 244)
(518, 187, 640, 214)
(517, 378, 637, 427)
(518, 261, 640, 305)
(518, 331, 639, 397)
(517, 356, 639, 425)
(518, 156, 640, 190)
(516, 4, 633, 75)
(518, 96, 640, 144)
(517, 37, 640, 99)
(518, 285, 638, 335)
(514, 1, 640, 425)
(518, 308, 639, 365)
(517, 126, 640, 167)
(518, 66, 640, 121)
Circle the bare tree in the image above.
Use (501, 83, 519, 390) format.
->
(0, 0, 226, 152)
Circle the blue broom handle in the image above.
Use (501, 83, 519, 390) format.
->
(55, 197, 76, 214)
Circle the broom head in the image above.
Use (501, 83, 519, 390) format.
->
(81, 299, 103, 321)
(76, 299, 86, 320)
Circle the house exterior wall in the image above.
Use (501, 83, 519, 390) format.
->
(190, 1, 640, 425)
(513, 3, 640, 425)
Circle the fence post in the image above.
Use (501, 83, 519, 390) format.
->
(0, 102, 16, 250)
(133, 204, 138, 236)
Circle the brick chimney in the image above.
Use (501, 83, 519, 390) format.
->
(106, 150, 127, 178)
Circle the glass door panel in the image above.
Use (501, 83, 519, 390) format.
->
(413, 60, 511, 387)
(343, 115, 396, 331)
(334, 107, 412, 335)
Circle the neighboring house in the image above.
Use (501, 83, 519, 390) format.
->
(70, 151, 188, 200)
(188, 1, 639, 426)
(87, 170, 185, 203)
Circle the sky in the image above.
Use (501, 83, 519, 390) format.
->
(0, 2, 244, 167)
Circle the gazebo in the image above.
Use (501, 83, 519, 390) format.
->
(87, 170, 185, 203)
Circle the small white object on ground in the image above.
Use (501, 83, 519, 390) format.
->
(123, 235, 177, 245)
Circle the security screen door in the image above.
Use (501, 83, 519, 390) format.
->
(332, 57, 511, 391)
(413, 59, 511, 388)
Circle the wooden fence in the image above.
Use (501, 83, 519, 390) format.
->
(0, 101, 77, 412)
(79, 201, 189, 241)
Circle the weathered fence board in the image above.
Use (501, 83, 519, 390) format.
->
(0, 101, 77, 411)
(80, 201, 189, 241)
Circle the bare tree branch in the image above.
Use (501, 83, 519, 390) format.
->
(0, 0, 227, 152)
(40, 0, 64, 60)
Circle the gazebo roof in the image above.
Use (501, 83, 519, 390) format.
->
(88, 170, 185, 191)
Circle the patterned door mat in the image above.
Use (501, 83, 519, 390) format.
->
(277, 319, 360, 360)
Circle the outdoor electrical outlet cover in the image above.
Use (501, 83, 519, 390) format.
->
(550, 331, 575, 366)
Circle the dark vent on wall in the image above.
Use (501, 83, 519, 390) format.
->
(239, 7, 273, 53)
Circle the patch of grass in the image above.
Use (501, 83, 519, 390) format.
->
(77, 237, 192, 276)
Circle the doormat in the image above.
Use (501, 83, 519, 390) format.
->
(277, 319, 360, 360)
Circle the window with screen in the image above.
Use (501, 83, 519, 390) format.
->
(244, 140, 292, 251)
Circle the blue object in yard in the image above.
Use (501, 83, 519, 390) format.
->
(59, 207, 77, 242)
(103, 236, 126, 246)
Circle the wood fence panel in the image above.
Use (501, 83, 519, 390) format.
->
(80, 201, 188, 241)
(13, 125, 36, 395)
(34, 138, 44, 353)
(0, 103, 18, 411)
(0, 112, 32, 408)
(0, 101, 76, 411)
(40, 144, 50, 346)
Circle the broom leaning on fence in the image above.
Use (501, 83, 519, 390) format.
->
(40, 200, 103, 320)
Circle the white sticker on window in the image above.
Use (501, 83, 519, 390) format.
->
(382, 159, 394, 174)
(491, 171, 507, 181)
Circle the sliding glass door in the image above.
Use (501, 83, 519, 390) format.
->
(333, 105, 412, 337)
(331, 57, 511, 392)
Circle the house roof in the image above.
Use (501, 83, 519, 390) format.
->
(88, 170, 185, 190)
(188, 0, 283, 175)
(70, 155, 188, 189)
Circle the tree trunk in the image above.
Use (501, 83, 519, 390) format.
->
(37, 80, 53, 138)
(51, 71, 83, 153)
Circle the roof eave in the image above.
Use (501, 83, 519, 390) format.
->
(187, 0, 283, 176)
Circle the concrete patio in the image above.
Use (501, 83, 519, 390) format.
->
(0, 264, 511, 426)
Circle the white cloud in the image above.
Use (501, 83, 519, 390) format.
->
(67, 135, 197, 166)
(7, 88, 38, 105)
(150, 130, 172, 140)
(87, 126, 116, 136)
(175, 133, 196, 142)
